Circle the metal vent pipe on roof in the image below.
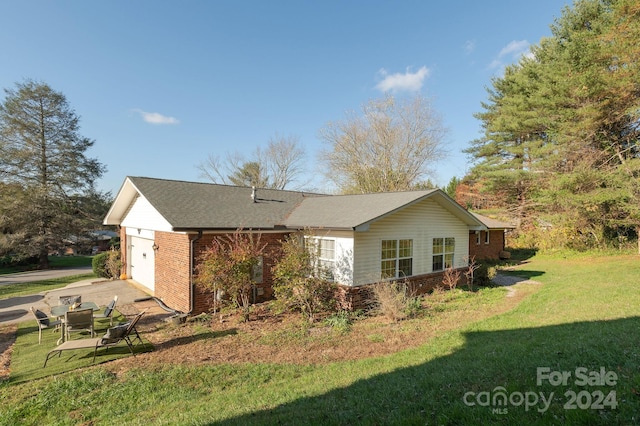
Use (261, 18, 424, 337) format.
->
(251, 186, 256, 203)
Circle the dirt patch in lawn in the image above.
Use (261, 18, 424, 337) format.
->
(0, 324, 17, 381)
(0, 283, 539, 381)
(105, 284, 537, 375)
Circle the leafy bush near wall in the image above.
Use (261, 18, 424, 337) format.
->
(92, 252, 109, 278)
(92, 250, 121, 279)
(272, 234, 337, 323)
(474, 264, 497, 287)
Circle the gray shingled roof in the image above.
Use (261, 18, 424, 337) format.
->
(469, 212, 515, 229)
(127, 177, 318, 230)
(106, 177, 486, 232)
(283, 189, 481, 230)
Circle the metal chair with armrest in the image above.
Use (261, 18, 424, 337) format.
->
(65, 308, 94, 341)
(43, 310, 147, 367)
(30, 307, 62, 344)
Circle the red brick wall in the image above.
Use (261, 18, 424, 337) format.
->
(337, 269, 466, 310)
(469, 230, 505, 260)
(118, 229, 291, 315)
(119, 226, 127, 278)
(191, 231, 292, 314)
(154, 231, 192, 313)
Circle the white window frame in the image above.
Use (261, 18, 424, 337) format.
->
(484, 231, 490, 244)
(432, 237, 455, 271)
(381, 239, 413, 279)
(306, 237, 336, 281)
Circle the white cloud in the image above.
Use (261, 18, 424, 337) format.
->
(464, 40, 476, 55)
(488, 58, 503, 69)
(498, 40, 530, 59)
(133, 109, 180, 125)
(489, 40, 531, 70)
(375, 66, 430, 93)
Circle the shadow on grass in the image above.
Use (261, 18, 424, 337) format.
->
(158, 328, 238, 351)
(216, 316, 640, 425)
(508, 248, 539, 263)
(500, 270, 546, 281)
(46, 340, 154, 365)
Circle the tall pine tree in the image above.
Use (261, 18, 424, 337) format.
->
(0, 80, 107, 267)
(467, 0, 640, 249)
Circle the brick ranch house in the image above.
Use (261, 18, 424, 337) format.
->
(468, 212, 514, 261)
(104, 177, 512, 314)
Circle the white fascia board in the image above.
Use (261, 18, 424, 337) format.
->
(103, 177, 138, 225)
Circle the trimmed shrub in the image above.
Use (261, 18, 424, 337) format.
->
(474, 263, 497, 287)
(92, 252, 109, 278)
(92, 250, 121, 279)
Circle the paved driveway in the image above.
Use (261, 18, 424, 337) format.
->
(0, 267, 93, 286)
(0, 275, 152, 325)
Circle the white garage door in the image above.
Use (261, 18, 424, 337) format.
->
(129, 236, 155, 291)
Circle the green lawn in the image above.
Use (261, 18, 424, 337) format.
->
(1, 252, 639, 425)
(0, 255, 93, 275)
(9, 312, 153, 384)
(0, 253, 95, 300)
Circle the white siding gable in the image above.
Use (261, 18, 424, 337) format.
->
(352, 197, 470, 286)
(308, 230, 355, 286)
(121, 195, 173, 232)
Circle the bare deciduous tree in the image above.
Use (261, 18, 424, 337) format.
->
(197, 133, 307, 190)
(263, 134, 307, 190)
(319, 94, 448, 194)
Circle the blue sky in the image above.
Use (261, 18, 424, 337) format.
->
(1, 0, 571, 195)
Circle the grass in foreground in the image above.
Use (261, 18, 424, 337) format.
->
(1, 252, 640, 425)
(7, 312, 153, 384)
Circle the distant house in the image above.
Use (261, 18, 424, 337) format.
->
(61, 230, 118, 255)
(104, 177, 493, 314)
(468, 212, 515, 260)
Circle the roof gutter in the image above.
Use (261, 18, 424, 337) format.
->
(188, 230, 203, 315)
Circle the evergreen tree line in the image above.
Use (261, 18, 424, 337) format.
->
(465, 0, 640, 251)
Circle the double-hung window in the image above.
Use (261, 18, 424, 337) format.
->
(432, 237, 455, 271)
(252, 256, 263, 283)
(381, 239, 413, 279)
(307, 237, 336, 281)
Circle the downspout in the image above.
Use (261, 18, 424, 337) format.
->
(189, 230, 203, 314)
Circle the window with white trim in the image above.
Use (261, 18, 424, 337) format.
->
(432, 237, 455, 271)
(381, 239, 413, 279)
(306, 237, 336, 281)
(484, 231, 490, 244)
